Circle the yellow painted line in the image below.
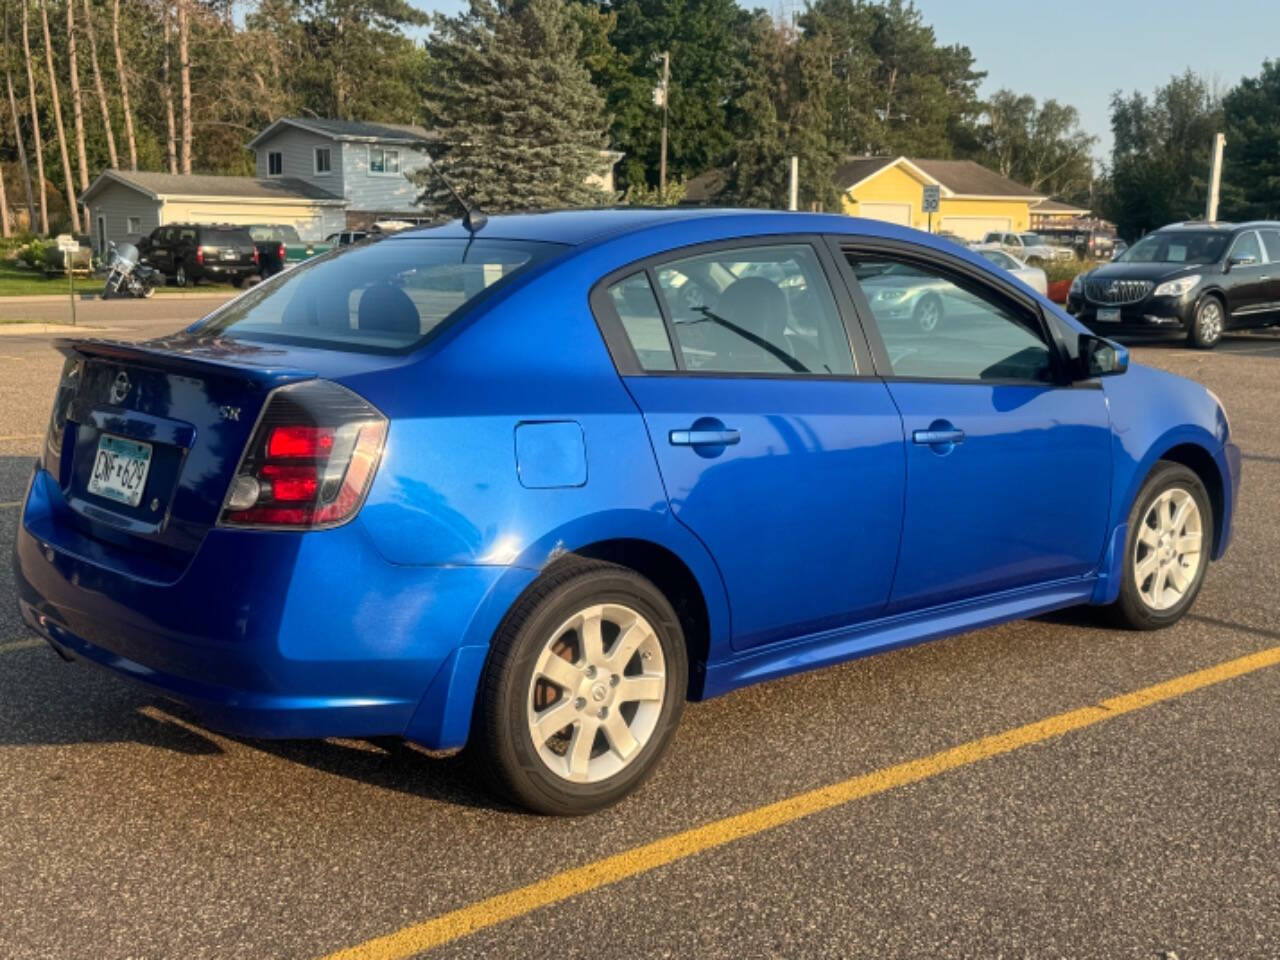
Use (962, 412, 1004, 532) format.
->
(0, 637, 46, 653)
(0, 500, 22, 509)
(0, 433, 42, 442)
(322, 643, 1280, 960)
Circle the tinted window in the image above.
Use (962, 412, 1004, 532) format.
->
(205, 228, 253, 246)
(1229, 230, 1263, 264)
(849, 255, 1052, 382)
(193, 239, 559, 352)
(651, 244, 853, 375)
(606, 273, 676, 371)
(1262, 230, 1280, 263)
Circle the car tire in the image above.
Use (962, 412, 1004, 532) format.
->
(231, 277, 245, 289)
(913, 294, 943, 333)
(1105, 461, 1213, 630)
(175, 263, 188, 288)
(139, 284, 154, 299)
(470, 559, 687, 815)
(1188, 294, 1225, 349)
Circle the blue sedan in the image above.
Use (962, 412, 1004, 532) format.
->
(15, 210, 1240, 814)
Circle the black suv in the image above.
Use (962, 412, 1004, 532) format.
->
(1066, 221, 1280, 348)
(140, 223, 259, 287)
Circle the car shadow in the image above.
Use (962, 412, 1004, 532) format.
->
(1111, 330, 1280, 354)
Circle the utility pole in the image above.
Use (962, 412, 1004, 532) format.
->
(658, 51, 669, 195)
(788, 156, 798, 211)
(1206, 132, 1226, 222)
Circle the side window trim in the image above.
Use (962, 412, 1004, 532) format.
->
(588, 234, 870, 379)
(825, 235, 1071, 386)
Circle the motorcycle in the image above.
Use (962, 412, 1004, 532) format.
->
(101, 241, 162, 299)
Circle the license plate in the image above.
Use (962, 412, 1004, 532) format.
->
(221, 249, 239, 260)
(1096, 307, 1121, 322)
(87, 434, 153, 507)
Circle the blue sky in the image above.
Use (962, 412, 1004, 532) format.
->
(409, 0, 1277, 160)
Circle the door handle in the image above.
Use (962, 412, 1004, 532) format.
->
(912, 428, 965, 446)
(670, 428, 740, 446)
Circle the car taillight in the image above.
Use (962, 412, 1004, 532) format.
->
(276, 243, 285, 263)
(196, 246, 204, 265)
(219, 380, 387, 529)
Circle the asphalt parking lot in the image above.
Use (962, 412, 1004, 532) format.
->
(1, 299, 1279, 959)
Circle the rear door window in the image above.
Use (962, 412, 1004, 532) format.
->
(1261, 230, 1280, 263)
(194, 238, 561, 351)
(648, 243, 854, 375)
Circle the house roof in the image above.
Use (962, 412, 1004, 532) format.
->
(1031, 197, 1091, 214)
(81, 169, 345, 204)
(247, 117, 433, 149)
(835, 156, 1043, 200)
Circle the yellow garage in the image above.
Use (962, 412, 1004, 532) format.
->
(836, 157, 1043, 242)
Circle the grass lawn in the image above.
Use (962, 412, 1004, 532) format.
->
(0, 260, 238, 303)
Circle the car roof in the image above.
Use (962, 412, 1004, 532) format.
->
(389, 208, 849, 248)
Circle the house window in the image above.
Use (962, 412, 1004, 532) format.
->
(126, 216, 141, 234)
(314, 147, 331, 175)
(369, 146, 400, 175)
(268, 151, 283, 176)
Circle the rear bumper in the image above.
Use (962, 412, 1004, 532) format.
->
(194, 263, 257, 281)
(14, 465, 527, 746)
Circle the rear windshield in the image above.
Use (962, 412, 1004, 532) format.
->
(248, 225, 301, 243)
(204, 228, 253, 245)
(1118, 231, 1230, 264)
(192, 238, 561, 351)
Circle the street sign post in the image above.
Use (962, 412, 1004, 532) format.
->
(56, 234, 80, 326)
(922, 185, 941, 233)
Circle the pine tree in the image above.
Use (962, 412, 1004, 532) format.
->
(724, 15, 838, 211)
(415, 0, 611, 216)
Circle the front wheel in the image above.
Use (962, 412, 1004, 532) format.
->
(470, 561, 687, 815)
(913, 294, 943, 333)
(138, 283, 155, 299)
(1188, 295, 1224, 349)
(1106, 461, 1212, 630)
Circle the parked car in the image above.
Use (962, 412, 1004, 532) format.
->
(979, 231, 1074, 264)
(16, 210, 1239, 814)
(140, 223, 259, 287)
(247, 224, 332, 277)
(1111, 240, 1129, 259)
(1066, 220, 1280, 348)
(975, 247, 1048, 295)
(934, 230, 971, 249)
(1036, 225, 1117, 260)
(324, 230, 369, 247)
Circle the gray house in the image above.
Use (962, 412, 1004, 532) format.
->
(246, 117, 433, 229)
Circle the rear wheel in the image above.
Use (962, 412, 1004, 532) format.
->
(1188, 295, 1224, 349)
(174, 263, 189, 288)
(470, 561, 687, 815)
(1106, 461, 1212, 630)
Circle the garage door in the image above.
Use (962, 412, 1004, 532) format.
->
(940, 216, 1012, 242)
(858, 203, 912, 226)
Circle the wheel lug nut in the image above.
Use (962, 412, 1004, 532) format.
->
(597, 707, 608, 719)
(585, 665, 596, 679)
(609, 674, 619, 686)
(575, 697, 586, 710)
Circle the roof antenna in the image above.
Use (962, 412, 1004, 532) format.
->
(427, 159, 487, 233)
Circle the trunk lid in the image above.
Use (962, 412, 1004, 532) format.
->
(45, 337, 323, 571)
(201, 228, 257, 267)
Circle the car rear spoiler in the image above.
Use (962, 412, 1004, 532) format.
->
(54, 338, 316, 390)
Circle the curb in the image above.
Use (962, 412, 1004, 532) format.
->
(0, 292, 236, 304)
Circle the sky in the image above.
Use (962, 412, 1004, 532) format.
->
(408, 0, 1278, 160)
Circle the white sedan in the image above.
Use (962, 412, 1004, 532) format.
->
(974, 247, 1048, 295)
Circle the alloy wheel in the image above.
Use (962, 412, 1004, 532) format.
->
(916, 297, 941, 333)
(1133, 487, 1203, 611)
(175, 264, 188, 287)
(526, 602, 666, 784)
(1197, 300, 1223, 344)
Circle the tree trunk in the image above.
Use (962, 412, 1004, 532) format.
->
(81, 0, 117, 168)
(4, 0, 36, 232)
(161, 1, 177, 174)
(111, 0, 136, 170)
(67, 0, 91, 227)
(20, 0, 47, 234)
(177, 0, 191, 174)
(39, 0, 81, 232)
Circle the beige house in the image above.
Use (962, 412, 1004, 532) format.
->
(80, 170, 347, 254)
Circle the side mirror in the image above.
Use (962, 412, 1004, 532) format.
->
(1227, 255, 1258, 271)
(1078, 334, 1128, 379)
